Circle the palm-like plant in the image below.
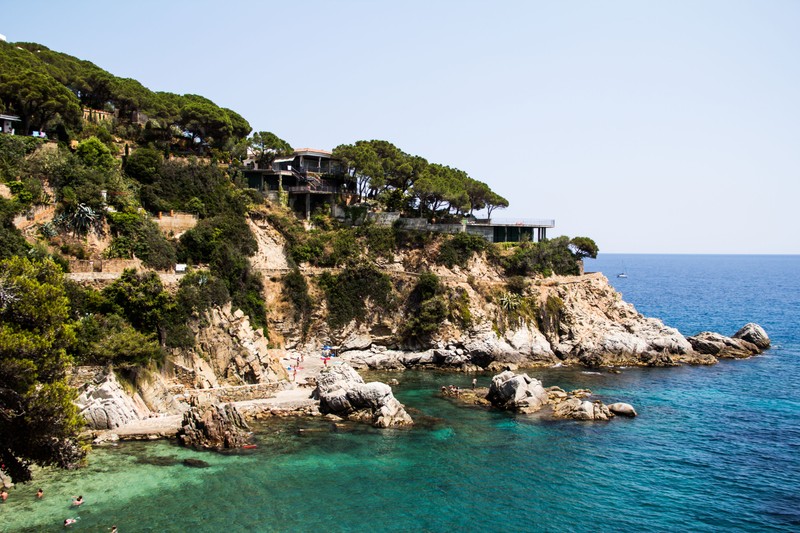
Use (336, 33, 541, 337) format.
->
(54, 203, 105, 236)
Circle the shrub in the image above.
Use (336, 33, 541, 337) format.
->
(0, 135, 41, 181)
(178, 214, 257, 263)
(318, 264, 393, 329)
(282, 269, 313, 334)
(506, 276, 528, 295)
(358, 225, 396, 259)
(404, 271, 447, 340)
(106, 210, 176, 270)
(504, 237, 581, 277)
(437, 232, 487, 268)
(73, 313, 163, 367)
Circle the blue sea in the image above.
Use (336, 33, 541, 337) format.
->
(2, 254, 798, 532)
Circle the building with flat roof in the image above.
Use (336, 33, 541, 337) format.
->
(0, 114, 21, 134)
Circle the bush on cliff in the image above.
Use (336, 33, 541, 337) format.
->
(282, 269, 313, 331)
(73, 313, 163, 367)
(403, 272, 448, 340)
(106, 210, 177, 271)
(318, 264, 393, 329)
(504, 236, 582, 277)
(436, 232, 488, 268)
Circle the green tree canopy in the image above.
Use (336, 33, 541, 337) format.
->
(0, 257, 85, 482)
(569, 236, 599, 259)
(248, 131, 293, 166)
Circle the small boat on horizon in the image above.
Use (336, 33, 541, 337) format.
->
(617, 272, 628, 278)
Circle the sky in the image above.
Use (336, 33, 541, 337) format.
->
(4, 0, 799, 253)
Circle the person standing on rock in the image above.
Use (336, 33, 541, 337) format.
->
(293, 367, 297, 381)
(472, 378, 477, 390)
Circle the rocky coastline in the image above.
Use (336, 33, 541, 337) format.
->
(74, 271, 771, 446)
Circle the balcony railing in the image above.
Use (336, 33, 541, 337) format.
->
(475, 218, 555, 228)
(285, 185, 340, 193)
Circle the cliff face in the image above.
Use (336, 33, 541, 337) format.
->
(77, 302, 290, 428)
(254, 232, 766, 368)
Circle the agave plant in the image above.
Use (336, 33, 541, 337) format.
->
(54, 203, 105, 237)
(499, 291, 521, 312)
(38, 221, 58, 239)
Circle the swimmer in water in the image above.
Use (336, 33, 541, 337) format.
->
(37, 488, 44, 499)
(72, 495, 84, 506)
(64, 518, 77, 526)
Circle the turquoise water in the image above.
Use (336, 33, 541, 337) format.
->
(2, 254, 799, 532)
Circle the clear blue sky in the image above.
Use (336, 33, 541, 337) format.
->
(4, 0, 799, 253)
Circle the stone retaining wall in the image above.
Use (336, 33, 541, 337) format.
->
(153, 211, 198, 235)
(183, 382, 290, 403)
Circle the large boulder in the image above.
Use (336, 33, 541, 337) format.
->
(552, 398, 612, 421)
(177, 402, 251, 450)
(76, 371, 150, 429)
(607, 402, 638, 417)
(732, 323, 770, 350)
(687, 331, 760, 359)
(486, 371, 549, 413)
(315, 364, 413, 428)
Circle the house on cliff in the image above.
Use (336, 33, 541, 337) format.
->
(242, 148, 554, 243)
(242, 148, 356, 220)
(1, 114, 21, 134)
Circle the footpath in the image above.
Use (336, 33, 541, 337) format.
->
(100, 351, 333, 440)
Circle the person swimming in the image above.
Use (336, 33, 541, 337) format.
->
(72, 495, 84, 506)
(64, 518, 77, 526)
(37, 488, 43, 499)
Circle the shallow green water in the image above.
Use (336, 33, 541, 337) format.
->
(2, 254, 799, 532)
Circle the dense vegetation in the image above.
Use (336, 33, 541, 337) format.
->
(0, 257, 85, 482)
(0, 42, 249, 153)
(333, 139, 509, 221)
(0, 40, 600, 484)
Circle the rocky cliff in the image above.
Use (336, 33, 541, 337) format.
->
(268, 261, 768, 370)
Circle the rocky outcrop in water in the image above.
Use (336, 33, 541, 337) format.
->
(315, 364, 413, 428)
(687, 323, 770, 359)
(551, 397, 613, 421)
(177, 401, 251, 450)
(733, 323, 771, 350)
(485, 372, 635, 421)
(76, 371, 151, 429)
(486, 371, 549, 413)
(607, 403, 638, 417)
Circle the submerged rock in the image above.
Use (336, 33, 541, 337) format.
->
(182, 458, 210, 468)
(315, 364, 413, 428)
